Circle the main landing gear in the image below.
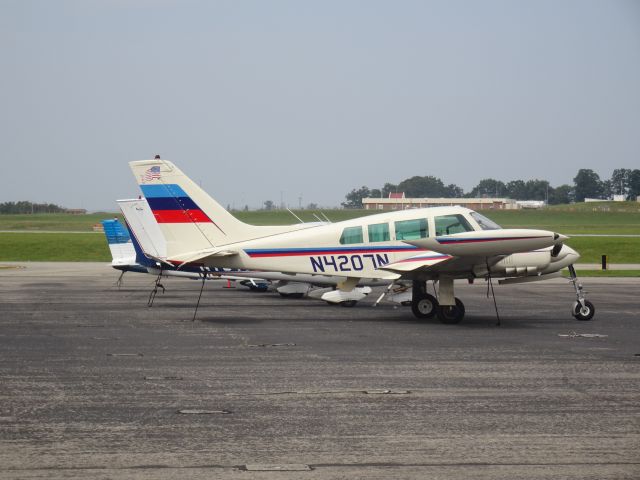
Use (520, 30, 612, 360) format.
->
(411, 280, 466, 324)
(568, 264, 595, 321)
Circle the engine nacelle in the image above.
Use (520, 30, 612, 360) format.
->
(276, 282, 311, 296)
(407, 229, 566, 257)
(317, 287, 372, 304)
(491, 251, 552, 277)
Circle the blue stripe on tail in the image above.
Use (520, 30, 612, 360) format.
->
(102, 219, 130, 244)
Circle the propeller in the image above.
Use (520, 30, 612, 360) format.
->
(551, 233, 568, 258)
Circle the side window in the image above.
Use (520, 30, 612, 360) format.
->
(368, 223, 390, 242)
(470, 212, 501, 230)
(395, 219, 428, 240)
(339, 226, 363, 244)
(434, 214, 473, 236)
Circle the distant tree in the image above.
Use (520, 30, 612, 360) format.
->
(610, 168, 632, 198)
(444, 184, 464, 197)
(506, 180, 526, 200)
(468, 178, 507, 197)
(397, 176, 447, 197)
(370, 188, 382, 198)
(342, 186, 371, 209)
(243, 205, 249, 211)
(573, 169, 603, 202)
(306, 203, 318, 210)
(381, 183, 398, 198)
(263, 200, 275, 211)
(0, 201, 66, 214)
(628, 169, 640, 200)
(548, 184, 573, 205)
(523, 179, 550, 201)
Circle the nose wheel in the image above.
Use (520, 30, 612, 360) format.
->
(568, 265, 595, 321)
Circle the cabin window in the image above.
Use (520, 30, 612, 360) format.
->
(434, 214, 473, 236)
(339, 226, 363, 244)
(470, 212, 501, 230)
(395, 218, 428, 240)
(368, 223, 390, 242)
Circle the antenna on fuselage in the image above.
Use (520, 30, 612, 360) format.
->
(286, 208, 304, 223)
(320, 212, 332, 223)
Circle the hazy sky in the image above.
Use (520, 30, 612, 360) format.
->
(1, 0, 639, 211)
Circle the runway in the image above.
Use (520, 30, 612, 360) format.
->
(1, 263, 639, 479)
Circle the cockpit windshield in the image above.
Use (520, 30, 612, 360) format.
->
(470, 212, 501, 230)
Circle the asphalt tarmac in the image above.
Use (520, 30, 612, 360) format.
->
(1, 263, 639, 479)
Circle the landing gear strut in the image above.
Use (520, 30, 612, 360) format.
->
(411, 280, 466, 324)
(568, 264, 595, 321)
(411, 280, 438, 319)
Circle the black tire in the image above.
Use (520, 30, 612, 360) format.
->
(249, 285, 268, 292)
(437, 298, 465, 324)
(340, 300, 358, 308)
(279, 292, 305, 299)
(573, 300, 595, 321)
(411, 293, 438, 319)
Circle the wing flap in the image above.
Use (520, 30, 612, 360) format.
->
(380, 253, 454, 273)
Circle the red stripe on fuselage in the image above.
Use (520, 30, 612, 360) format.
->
(153, 209, 211, 223)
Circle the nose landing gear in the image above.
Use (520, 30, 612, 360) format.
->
(568, 264, 595, 321)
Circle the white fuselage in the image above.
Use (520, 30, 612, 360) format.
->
(193, 206, 578, 281)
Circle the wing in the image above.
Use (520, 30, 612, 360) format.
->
(380, 252, 485, 279)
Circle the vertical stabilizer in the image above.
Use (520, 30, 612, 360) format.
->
(129, 159, 315, 262)
(118, 198, 167, 262)
(101, 219, 136, 267)
(129, 159, 258, 260)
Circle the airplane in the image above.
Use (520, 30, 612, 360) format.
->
(126, 157, 595, 324)
(115, 197, 410, 305)
(102, 215, 274, 290)
(102, 217, 148, 279)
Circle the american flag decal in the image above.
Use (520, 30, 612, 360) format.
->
(142, 166, 161, 182)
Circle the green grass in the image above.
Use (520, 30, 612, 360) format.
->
(0, 205, 639, 262)
(0, 213, 123, 231)
(485, 209, 640, 235)
(564, 237, 640, 263)
(232, 209, 376, 225)
(0, 232, 110, 261)
(567, 269, 640, 277)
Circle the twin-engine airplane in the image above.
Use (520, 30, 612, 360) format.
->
(128, 158, 595, 323)
(113, 198, 401, 303)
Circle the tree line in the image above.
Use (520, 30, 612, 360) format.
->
(0, 201, 67, 214)
(342, 168, 640, 208)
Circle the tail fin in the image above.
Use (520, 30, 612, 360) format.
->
(118, 198, 168, 264)
(129, 159, 310, 262)
(101, 219, 136, 267)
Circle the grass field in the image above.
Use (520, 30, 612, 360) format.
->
(0, 232, 111, 261)
(0, 203, 639, 265)
(0, 213, 123, 232)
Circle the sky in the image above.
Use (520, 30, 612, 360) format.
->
(1, 0, 639, 211)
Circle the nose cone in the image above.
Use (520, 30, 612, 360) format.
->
(563, 245, 580, 262)
(543, 244, 580, 274)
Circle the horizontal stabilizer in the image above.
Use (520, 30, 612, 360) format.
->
(171, 248, 239, 267)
